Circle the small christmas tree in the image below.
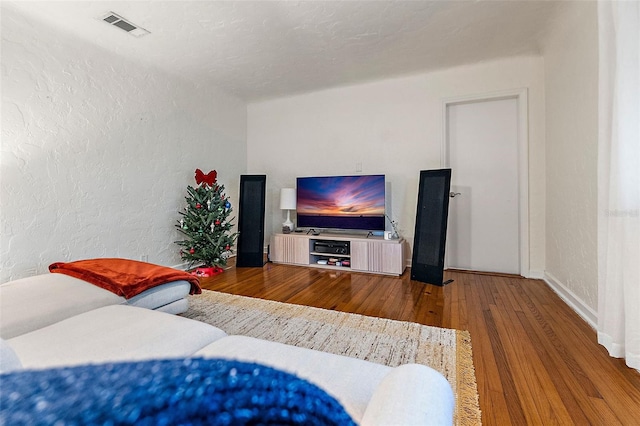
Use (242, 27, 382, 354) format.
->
(175, 169, 238, 274)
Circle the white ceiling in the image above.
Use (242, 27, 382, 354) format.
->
(5, 0, 562, 101)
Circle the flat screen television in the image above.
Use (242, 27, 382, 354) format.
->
(296, 174, 385, 231)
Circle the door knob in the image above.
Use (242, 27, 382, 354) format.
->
(449, 192, 461, 198)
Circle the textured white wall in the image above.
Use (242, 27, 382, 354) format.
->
(543, 1, 599, 312)
(0, 6, 247, 282)
(247, 56, 546, 275)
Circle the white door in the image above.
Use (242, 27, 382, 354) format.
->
(445, 97, 520, 274)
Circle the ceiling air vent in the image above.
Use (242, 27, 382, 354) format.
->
(100, 12, 150, 37)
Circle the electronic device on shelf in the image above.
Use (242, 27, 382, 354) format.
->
(296, 174, 385, 232)
(313, 240, 350, 255)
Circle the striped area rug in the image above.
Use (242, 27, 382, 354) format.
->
(183, 290, 481, 425)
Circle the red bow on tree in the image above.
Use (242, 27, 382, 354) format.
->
(195, 169, 217, 187)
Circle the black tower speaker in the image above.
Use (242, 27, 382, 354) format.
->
(236, 175, 266, 267)
(411, 169, 452, 285)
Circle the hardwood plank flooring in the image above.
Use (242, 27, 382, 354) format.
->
(200, 262, 640, 425)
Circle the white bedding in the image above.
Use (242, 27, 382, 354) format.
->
(0, 274, 192, 339)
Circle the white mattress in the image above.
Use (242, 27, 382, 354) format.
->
(196, 335, 391, 422)
(1, 275, 193, 339)
(8, 305, 227, 369)
(0, 274, 125, 339)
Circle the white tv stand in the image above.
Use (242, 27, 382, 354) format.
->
(270, 232, 406, 276)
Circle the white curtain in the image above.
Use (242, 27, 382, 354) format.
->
(597, 0, 640, 370)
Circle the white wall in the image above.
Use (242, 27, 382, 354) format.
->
(0, 6, 247, 282)
(247, 56, 546, 275)
(543, 1, 599, 317)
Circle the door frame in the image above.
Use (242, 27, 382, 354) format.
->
(441, 88, 529, 277)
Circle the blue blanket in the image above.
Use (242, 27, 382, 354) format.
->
(0, 358, 355, 425)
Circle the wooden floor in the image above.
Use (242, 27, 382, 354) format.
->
(200, 262, 640, 425)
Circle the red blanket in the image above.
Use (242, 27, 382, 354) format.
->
(49, 258, 202, 299)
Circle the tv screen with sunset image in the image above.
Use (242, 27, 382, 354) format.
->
(296, 175, 385, 231)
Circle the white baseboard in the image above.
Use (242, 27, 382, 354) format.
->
(526, 269, 545, 279)
(172, 253, 237, 272)
(171, 262, 191, 271)
(543, 272, 597, 329)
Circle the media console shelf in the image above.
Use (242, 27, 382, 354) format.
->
(270, 233, 406, 276)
